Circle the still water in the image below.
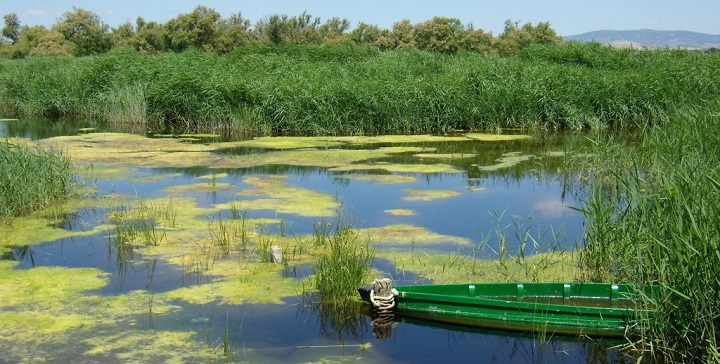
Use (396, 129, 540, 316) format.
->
(0, 117, 634, 363)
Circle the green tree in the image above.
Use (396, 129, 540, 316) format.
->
(110, 22, 136, 49)
(30, 31, 73, 56)
(350, 22, 382, 45)
(135, 18, 166, 53)
(319, 17, 351, 44)
(253, 12, 321, 44)
(412, 17, 465, 53)
(3, 25, 49, 58)
(2, 13, 20, 44)
(495, 20, 562, 55)
(391, 19, 415, 49)
(214, 13, 250, 52)
(53, 7, 110, 56)
(463, 25, 493, 53)
(374, 29, 395, 50)
(164, 5, 223, 52)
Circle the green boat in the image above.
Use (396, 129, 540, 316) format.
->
(358, 279, 658, 337)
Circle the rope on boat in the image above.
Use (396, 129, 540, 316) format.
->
(369, 279, 398, 312)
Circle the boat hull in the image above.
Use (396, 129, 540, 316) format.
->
(359, 282, 657, 337)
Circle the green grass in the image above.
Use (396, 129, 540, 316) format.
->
(0, 140, 76, 222)
(578, 110, 720, 362)
(313, 218, 374, 304)
(1, 43, 718, 134)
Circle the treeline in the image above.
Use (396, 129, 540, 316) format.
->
(0, 5, 561, 58)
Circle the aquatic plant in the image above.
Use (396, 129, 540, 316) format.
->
(313, 218, 374, 303)
(0, 139, 76, 222)
(1, 43, 718, 134)
(578, 111, 720, 361)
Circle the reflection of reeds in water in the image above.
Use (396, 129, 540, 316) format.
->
(301, 292, 370, 341)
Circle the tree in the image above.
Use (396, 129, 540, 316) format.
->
(350, 22, 382, 45)
(391, 19, 415, 49)
(464, 25, 493, 53)
(110, 22, 136, 49)
(30, 32, 73, 56)
(413, 17, 465, 53)
(2, 13, 20, 44)
(135, 18, 166, 53)
(319, 17, 351, 44)
(495, 20, 562, 55)
(53, 7, 110, 56)
(4, 25, 49, 58)
(253, 12, 321, 44)
(164, 5, 222, 52)
(214, 12, 250, 52)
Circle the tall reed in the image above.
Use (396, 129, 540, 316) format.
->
(0, 140, 76, 222)
(578, 111, 720, 361)
(1, 43, 718, 134)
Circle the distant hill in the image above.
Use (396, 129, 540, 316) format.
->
(564, 29, 720, 49)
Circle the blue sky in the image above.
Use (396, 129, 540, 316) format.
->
(5, 0, 720, 36)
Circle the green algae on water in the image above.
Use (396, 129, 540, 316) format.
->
(329, 163, 461, 174)
(466, 133, 532, 141)
(357, 224, 470, 245)
(385, 209, 415, 216)
(414, 153, 478, 160)
(336, 173, 417, 184)
(475, 152, 535, 171)
(377, 249, 578, 284)
(221, 175, 339, 217)
(403, 188, 462, 201)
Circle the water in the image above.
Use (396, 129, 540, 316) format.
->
(0, 117, 636, 363)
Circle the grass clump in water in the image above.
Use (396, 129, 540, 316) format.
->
(313, 218, 374, 304)
(0, 140, 76, 222)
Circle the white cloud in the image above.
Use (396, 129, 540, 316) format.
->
(27, 9, 46, 17)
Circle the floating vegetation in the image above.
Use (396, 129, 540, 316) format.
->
(466, 133, 532, 141)
(329, 163, 461, 174)
(385, 209, 415, 216)
(178, 133, 221, 139)
(0, 213, 111, 253)
(336, 173, 417, 184)
(80, 165, 140, 181)
(358, 224, 470, 245)
(164, 260, 302, 305)
(380, 249, 578, 284)
(82, 330, 216, 363)
(414, 153, 478, 160)
(221, 175, 339, 217)
(332, 135, 470, 145)
(0, 118, 19, 121)
(131, 172, 182, 183)
(197, 172, 228, 180)
(403, 188, 462, 201)
(163, 182, 234, 194)
(475, 152, 535, 171)
(235, 136, 344, 150)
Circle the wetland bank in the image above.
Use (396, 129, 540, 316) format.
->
(1, 7, 720, 361)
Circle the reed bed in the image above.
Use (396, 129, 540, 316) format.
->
(578, 110, 720, 361)
(0, 140, 76, 222)
(1, 43, 718, 134)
